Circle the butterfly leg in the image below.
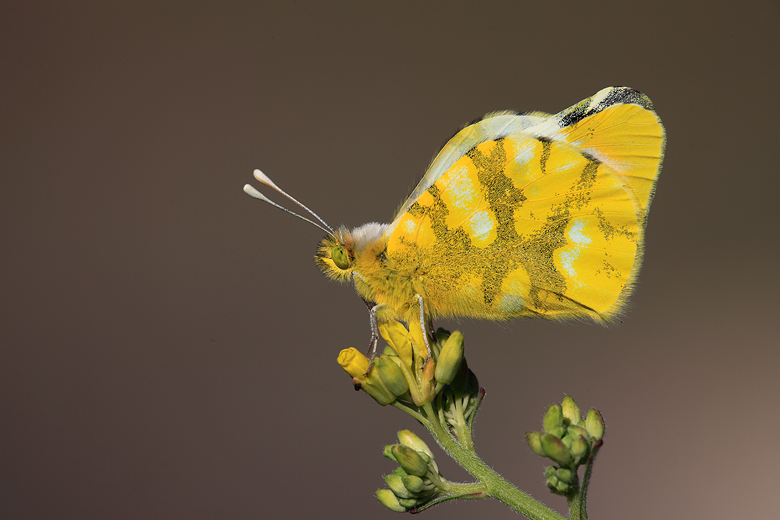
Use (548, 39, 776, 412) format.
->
(414, 294, 433, 361)
(363, 299, 382, 373)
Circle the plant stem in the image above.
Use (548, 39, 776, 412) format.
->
(422, 403, 566, 520)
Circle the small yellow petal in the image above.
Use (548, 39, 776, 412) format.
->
(408, 319, 429, 362)
(379, 321, 413, 367)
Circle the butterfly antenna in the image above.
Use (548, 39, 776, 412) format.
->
(243, 184, 332, 234)
(246, 169, 335, 234)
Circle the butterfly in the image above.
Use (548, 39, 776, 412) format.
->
(245, 86, 665, 358)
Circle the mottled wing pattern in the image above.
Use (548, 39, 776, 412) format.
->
(385, 87, 665, 322)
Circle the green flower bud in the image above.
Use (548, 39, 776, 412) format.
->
(545, 473, 571, 494)
(376, 489, 407, 512)
(398, 497, 419, 509)
(356, 375, 396, 406)
(384, 474, 414, 499)
(391, 445, 429, 477)
(402, 474, 427, 493)
(585, 408, 605, 441)
(376, 356, 409, 397)
(383, 444, 398, 461)
(397, 429, 434, 459)
(561, 396, 581, 425)
(543, 404, 563, 433)
(541, 432, 573, 467)
(549, 425, 567, 439)
(570, 435, 590, 464)
(526, 431, 546, 457)
(567, 425, 591, 447)
(556, 468, 574, 483)
(434, 331, 464, 385)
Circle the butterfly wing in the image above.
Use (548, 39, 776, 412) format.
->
(384, 87, 665, 322)
(386, 111, 550, 237)
(525, 86, 664, 218)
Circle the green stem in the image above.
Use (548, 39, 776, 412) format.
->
(390, 401, 428, 425)
(422, 403, 566, 520)
(568, 439, 602, 520)
(567, 493, 584, 520)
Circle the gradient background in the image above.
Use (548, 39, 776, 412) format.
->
(2, 2, 778, 519)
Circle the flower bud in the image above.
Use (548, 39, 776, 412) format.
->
(398, 497, 419, 509)
(526, 431, 546, 457)
(402, 475, 427, 493)
(567, 424, 591, 443)
(383, 444, 398, 460)
(397, 429, 434, 459)
(384, 474, 414, 499)
(434, 330, 464, 385)
(551, 425, 567, 439)
(376, 356, 409, 397)
(585, 408, 605, 441)
(357, 379, 397, 405)
(541, 432, 573, 467)
(378, 321, 413, 367)
(337, 348, 369, 378)
(338, 348, 399, 405)
(376, 489, 407, 512)
(543, 404, 563, 433)
(570, 435, 590, 464)
(556, 468, 574, 483)
(561, 395, 581, 425)
(391, 445, 429, 477)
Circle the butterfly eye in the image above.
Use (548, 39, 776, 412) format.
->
(331, 245, 350, 270)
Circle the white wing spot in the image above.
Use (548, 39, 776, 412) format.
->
(559, 249, 579, 277)
(568, 219, 592, 246)
(403, 219, 417, 234)
(468, 211, 492, 242)
(447, 165, 477, 211)
(510, 139, 536, 166)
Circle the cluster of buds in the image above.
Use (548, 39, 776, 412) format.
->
(337, 320, 471, 408)
(525, 396, 605, 495)
(376, 430, 447, 512)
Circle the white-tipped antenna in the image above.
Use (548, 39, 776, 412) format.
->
(243, 169, 335, 234)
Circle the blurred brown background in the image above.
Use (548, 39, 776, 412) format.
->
(2, 2, 778, 519)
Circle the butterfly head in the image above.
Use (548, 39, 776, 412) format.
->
(316, 229, 355, 281)
(315, 222, 387, 283)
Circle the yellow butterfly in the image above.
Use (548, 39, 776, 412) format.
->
(245, 87, 665, 357)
